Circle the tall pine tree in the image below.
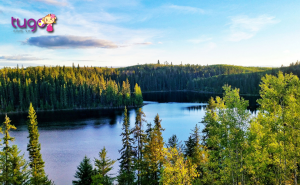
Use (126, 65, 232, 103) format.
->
(118, 107, 135, 185)
(27, 103, 52, 184)
(143, 114, 164, 185)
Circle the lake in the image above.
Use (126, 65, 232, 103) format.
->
(1, 92, 259, 185)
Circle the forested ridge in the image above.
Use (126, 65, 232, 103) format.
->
(1, 61, 299, 113)
(119, 61, 300, 95)
(118, 62, 272, 92)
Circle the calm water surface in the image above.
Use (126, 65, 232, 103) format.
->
(2, 92, 258, 185)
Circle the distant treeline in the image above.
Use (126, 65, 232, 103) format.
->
(0, 65, 143, 113)
(1, 61, 300, 112)
(118, 61, 272, 92)
(119, 61, 300, 95)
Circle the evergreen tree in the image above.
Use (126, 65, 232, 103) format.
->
(184, 136, 195, 158)
(143, 114, 164, 184)
(166, 134, 182, 152)
(93, 147, 116, 185)
(0, 115, 29, 184)
(73, 156, 94, 185)
(118, 107, 135, 184)
(133, 84, 143, 106)
(132, 108, 146, 185)
(1, 115, 16, 184)
(7, 145, 30, 184)
(27, 103, 51, 184)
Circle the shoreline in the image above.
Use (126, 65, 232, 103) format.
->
(0, 105, 144, 115)
(142, 89, 259, 96)
(0, 90, 259, 115)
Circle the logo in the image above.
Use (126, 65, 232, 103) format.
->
(11, 14, 57, 32)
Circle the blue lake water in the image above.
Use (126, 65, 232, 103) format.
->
(2, 92, 258, 185)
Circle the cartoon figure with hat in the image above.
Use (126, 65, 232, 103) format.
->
(42, 14, 57, 32)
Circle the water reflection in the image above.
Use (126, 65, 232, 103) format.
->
(144, 91, 259, 111)
(185, 105, 207, 111)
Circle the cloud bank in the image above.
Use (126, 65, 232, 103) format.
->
(23, 35, 119, 49)
(0, 54, 44, 61)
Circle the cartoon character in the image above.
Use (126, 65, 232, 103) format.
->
(42, 14, 56, 32)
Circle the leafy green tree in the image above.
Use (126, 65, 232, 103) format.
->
(27, 103, 52, 184)
(73, 156, 94, 185)
(202, 85, 251, 184)
(247, 72, 300, 184)
(118, 107, 135, 185)
(160, 147, 198, 185)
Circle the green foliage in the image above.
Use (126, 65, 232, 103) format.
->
(91, 174, 104, 185)
(1, 114, 16, 183)
(166, 134, 182, 152)
(27, 103, 52, 184)
(201, 85, 251, 184)
(133, 83, 143, 106)
(160, 147, 198, 185)
(0, 115, 30, 184)
(143, 114, 165, 184)
(131, 108, 146, 185)
(0, 65, 143, 113)
(6, 145, 30, 184)
(93, 147, 116, 185)
(118, 107, 135, 185)
(73, 156, 94, 185)
(246, 72, 300, 184)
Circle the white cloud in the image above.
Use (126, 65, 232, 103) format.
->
(0, 5, 45, 24)
(187, 36, 212, 44)
(283, 50, 290, 53)
(166, 5, 205, 14)
(34, 0, 68, 6)
(134, 42, 152, 45)
(227, 15, 279, 42)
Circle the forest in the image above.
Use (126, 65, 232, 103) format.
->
(0, 65, 143, 113)
(1, 61, 300, 113)
(0, 71, 299, 184)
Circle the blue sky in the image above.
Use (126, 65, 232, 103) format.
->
(0, 0, 300, 67)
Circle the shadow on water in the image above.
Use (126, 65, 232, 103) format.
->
(1, 92, 259, 130)
(143, 91, 259, 112)
(0, 108, 127, 131)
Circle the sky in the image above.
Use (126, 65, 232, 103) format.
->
(0, 0, 300, 68)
